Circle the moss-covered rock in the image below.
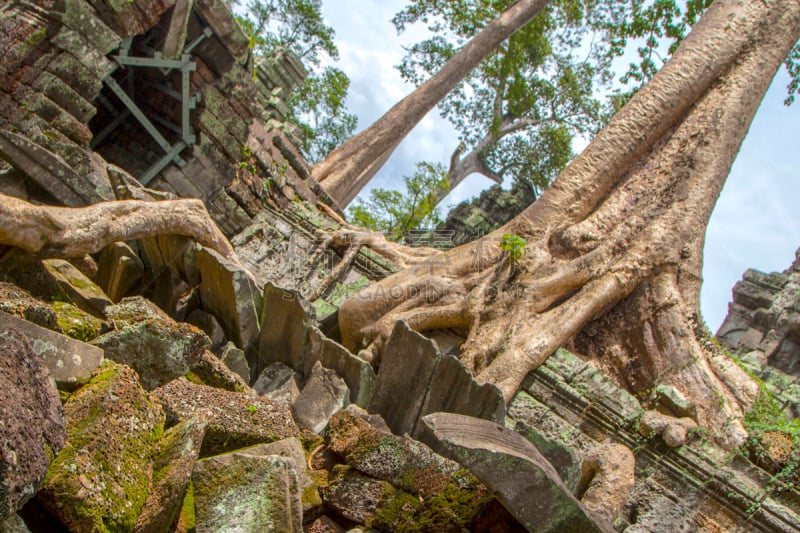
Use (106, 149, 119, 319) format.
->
(0, 330, 65, 520)
(0, 282, 60, 332)
(38, 362, 165, 532)
(51, 301, 104, 342)
(135, 418, 206, 532)
(192, 451, 302, 532)
(153, 378, 299, 456)
(93, 297, 210, 391)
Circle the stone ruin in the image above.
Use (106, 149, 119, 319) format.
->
(0, 0, 799, 531)
(717, 249, 800, 411)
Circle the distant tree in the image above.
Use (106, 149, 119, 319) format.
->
(234, 0, 357, 162)
(392, 0, 605, 202)
(312, 0, 551, 208)
(348, 162, 449, 242)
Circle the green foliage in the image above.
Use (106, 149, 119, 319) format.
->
(348, 162, 449, 242)
(500, 233, 527, 261)
(741, 385, 800, 501)
(290, 66, 357, 163)
(234, 0, 356, 162)
(235, 0, 337, 64)
(393, 0, 605, 194)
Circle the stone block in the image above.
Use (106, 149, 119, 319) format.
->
(252, 362, 301, 407)
(220, 341, 251, 383)
(190, 349, 249, 392)
(257, 283, 310, 375)
(135, 419, 206, 532)
(0, 330, 65, 520)
(93, 316, 208, 391)
(0, 310, 103, 390)
(187, 309, 227, 353)
(43, 259, 112, 316)
(418, 413, 611, 533)
(305, 326, 375, 407)
(292, 361, 349, 434)
(153, 378, 298, 456)
(367, 319, 440, 436)
(0, 282, 59, 331)
(192, 453, 302, 532)
(39, 362, 164, 532)
(417, 354, 505, 433)
(196, 245, 262, 358)
(95, 242, 144, 302)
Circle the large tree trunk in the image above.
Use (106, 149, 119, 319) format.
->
(312, 0, 551, 209)
(339, 0, 800, 447)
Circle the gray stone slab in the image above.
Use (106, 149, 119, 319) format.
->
(292, 361, 349, 434)
(257, 283, 310, 375)
(196, 246, 262, 359)
(305, 326, 374, 407)
(417, 354, 505, 434)
(367, 319, 440, 436)
(418, 412, 612, 533)
(192, 452, 302, 532)
(0, 310, 103, 389)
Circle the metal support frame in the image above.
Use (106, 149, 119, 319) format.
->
(95, 27, 213, 184)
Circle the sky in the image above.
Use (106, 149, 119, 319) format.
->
(319, 0, 800, 332)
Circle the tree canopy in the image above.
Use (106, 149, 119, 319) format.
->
(233, 0, 357, 162)
(348, 0, 800, 239)
(348, 162, 449, 242)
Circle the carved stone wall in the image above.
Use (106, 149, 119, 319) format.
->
(0, 0, 330, 237)
(716, 249, 800, 414)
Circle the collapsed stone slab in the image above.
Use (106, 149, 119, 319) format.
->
(93, 298, 209, 390)
(0, 310, 104, 390)
(192, 452, 302, 532)
(292, 361, 349, 434)
(418, 412, 612, 533)
(0, 330, 65, 521)
(134, 419, 207, 532)
(153, 377, 299, 456)
(38, 362, 165, 532)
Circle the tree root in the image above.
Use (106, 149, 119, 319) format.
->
(0, 193, 239, 264)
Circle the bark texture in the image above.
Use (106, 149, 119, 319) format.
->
(312, 0, 551, 209)
(339, 0, 800, 445)
(0, 193, 238, 263)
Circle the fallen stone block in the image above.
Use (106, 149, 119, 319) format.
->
(0, 330, 65, 521)
(257, 283, 311, 374)
(197, 246, 262, 359)
(93, 319, 208, 391)
(253, 361, 301, 407)
(135, 419, 207, 532)
(0, 310, 103, 390)
(190, 350, 249, 392)
(367, 320, 440, 436)
(418, 353, 505, 431)
(187, 309, 228, 353)
(0, 282, 59, 331)
(192, 452, 302, 532)
(51, 301, 105, 343)
(153, 378, 299, 456)
(95, 242, 144, 302)
(305, 326, 374, 408)
(220, 341, 251, 383)
(418, 412, 612, 533)
(38, 362, 165, 532)
(293, 361, 349, 434)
